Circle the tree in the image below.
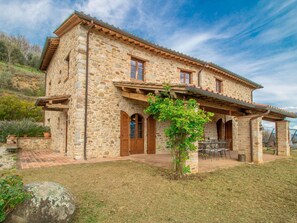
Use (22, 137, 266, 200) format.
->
(145, 86, 213, 177)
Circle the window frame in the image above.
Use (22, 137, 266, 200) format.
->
(179, 70, 192, 84)
(130, 57, 145, 81)
(215, 78, 223, 93)
(64, 51, 71, 83)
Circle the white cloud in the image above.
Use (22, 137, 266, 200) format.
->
(75, 0, 136, 26)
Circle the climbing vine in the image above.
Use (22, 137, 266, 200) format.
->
(145, 86, 213, 177)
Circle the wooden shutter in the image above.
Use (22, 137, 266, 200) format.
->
(120, 111, 130, 156)
(147, 116, 156, 154)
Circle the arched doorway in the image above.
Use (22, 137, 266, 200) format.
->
(129, 113, 144, 154)
(216, 119, 223, 140)
(225, 120, 233, 150)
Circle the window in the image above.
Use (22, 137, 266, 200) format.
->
(180, 70, 191, 84)
(130, 58, 144, 81)
(130, 114, 143, 139)
(64, 52, 70, 82)
(216, 79, 222, 93)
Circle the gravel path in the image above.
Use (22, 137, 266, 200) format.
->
(0, 146, 16, 170)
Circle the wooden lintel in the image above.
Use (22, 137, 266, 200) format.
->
(45, 103, 69, 109)
(122, 91, 148, 102)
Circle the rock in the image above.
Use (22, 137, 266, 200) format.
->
(5, 182, 75, 223)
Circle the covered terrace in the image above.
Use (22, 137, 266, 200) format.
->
(114, 81, 297, 173)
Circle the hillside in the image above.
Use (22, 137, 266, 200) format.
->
(0, 61, 45, 101)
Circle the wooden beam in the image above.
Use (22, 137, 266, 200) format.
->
(136, 88, 145, 94)
(45, 103, 69, 109)
(122, 91, 148, 102)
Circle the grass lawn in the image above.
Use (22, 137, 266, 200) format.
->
(4, 151, 297, 223)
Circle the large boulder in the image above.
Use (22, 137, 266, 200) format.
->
(5, 182, 75, 223)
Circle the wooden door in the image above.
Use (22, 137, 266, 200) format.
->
(225, 120, 233, 150)
(130, 114, 144, 154)
(120, 111, 130, 156)
(216, 119, 223, 140)
(147, 116, 156, 154)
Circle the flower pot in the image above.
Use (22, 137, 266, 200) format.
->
(8, 135, 16, 140)
(44, 132, 51, 138)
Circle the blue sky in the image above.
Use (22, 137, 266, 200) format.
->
(0, 0, 297, 127)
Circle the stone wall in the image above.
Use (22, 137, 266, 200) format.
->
(18, 137, 51, 151)
(45, 25, 85, 158)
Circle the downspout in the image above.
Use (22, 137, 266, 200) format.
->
(83, 21, 94, 160)
(249, 110, 270, 162)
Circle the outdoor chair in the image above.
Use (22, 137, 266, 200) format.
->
(217, 140, 231, 159)
(198, 143, 210, 160)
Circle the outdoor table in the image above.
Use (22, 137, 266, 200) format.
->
(198, 141, 228, 159)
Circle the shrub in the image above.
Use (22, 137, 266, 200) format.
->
(0, 175, 29, 222)
(0, 95, 43, 122)
(0, 70, 12, 89)
(0, 119, 50, 142)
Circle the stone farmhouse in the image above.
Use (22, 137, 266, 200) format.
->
(37, 11, 297, 172)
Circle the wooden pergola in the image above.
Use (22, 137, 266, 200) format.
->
(35, 95, 70, 111)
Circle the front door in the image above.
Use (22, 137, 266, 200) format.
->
(225, 120, 233, 150)
(147, 116, 156, 154)
(130, 114, 144, 154)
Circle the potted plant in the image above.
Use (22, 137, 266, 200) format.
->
(8, 135, 17, 140)
(43, 126, 51, 138)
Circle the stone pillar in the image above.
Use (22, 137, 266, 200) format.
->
(186, 151, 199, 173)
(276, 120, 290, 156)
(251, 117, 263, 164)
(237, 117, 250, 161)
(237, 116, 263, 163)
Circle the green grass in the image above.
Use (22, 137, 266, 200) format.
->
(0, 61, 42, 74)
(3, 151, 297, 223)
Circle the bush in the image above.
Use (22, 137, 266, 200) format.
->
(0, 175, 29, 222)
(0, 70, 12, 89)
(0, 95, 43, 121)
(0, 119, 50, 142)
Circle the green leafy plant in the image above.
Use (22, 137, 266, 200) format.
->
(0, 119, 50, 142)
(145, 85, 213, 177)
(0, 95, 43, 122)
(0, 175, 29, 222)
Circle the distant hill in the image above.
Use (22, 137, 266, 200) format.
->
(0, 61, 45, 100)
(0, 32, 44, 101)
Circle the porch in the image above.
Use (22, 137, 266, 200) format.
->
(129, 151, 284, 172)
(18, 149, 284, 172)
(114, 81, 296, 173)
